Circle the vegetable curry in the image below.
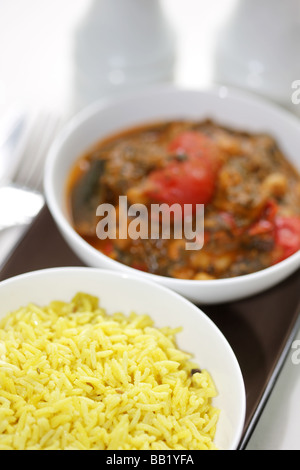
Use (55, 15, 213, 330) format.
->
(67, 120, 300, 280)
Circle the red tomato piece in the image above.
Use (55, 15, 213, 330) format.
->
(145, 157, 216, 206)
(274, 215, 300, 262)
(144, 131, 220, 208)
(102, 240, 114, 256)
(248, 200, 278, 236)
(131, 262, 148, 272)
(168, 131, 214, 156)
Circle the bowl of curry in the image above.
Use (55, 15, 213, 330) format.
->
(44, 86, 300, 304)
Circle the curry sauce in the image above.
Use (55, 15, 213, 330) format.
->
(67, 120, 300, 279)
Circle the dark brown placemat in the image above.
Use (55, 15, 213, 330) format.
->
(0, 205, 299, 449)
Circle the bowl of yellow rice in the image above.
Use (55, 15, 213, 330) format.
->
(0, 267, 245, 450)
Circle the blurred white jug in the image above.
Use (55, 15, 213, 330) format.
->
(213, 0, 300, 108)
(72, 0, 175, 110)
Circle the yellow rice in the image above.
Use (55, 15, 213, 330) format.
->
(0, 292, 219, 450)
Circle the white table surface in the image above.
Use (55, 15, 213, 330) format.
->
(0, 0, 299, 450)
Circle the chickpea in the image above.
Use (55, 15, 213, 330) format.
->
(213, 254, 233, 274)
(114, 237, 130, 250)
(167, 239, 186, 261)
(127, 186, 148, 204)
(171, 267, 195, 280)
(217, 134, 241, 155)
(190, 251, 212, 270)
(263, 173, 287, 198)
(194, 272, 216, 280)
(218, 168, 242, 190)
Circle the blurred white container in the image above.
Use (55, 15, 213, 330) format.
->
(213, 0, 300, 108)
(72, 0, 175, 109)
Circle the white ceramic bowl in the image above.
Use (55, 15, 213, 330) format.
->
(0, 267, 245, 450)
(44, 85, 300, 304)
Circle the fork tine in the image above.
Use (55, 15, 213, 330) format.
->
(12, 110, 42, 184)
(26, 115, 62, 192)
(0, 111, 64, 235)
(13, 111, 62, 192)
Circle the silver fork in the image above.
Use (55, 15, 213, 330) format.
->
(0, 110, 63, 231)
